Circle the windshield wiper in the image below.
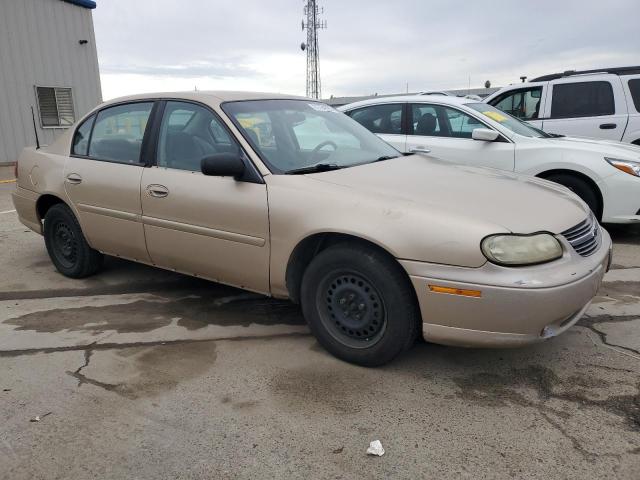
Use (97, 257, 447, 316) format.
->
(285, 163, 343, 175)
(372, 155, 400, 162)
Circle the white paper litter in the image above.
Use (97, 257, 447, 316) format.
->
(366, 440, 385, 456)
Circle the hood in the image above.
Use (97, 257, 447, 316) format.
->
(306, 155, 589, 234)
(549, 136, 640, 159)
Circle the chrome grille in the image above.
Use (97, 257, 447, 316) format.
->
(561, 214, 600, 257)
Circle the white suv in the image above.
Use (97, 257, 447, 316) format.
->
(484, 66, 640, 144)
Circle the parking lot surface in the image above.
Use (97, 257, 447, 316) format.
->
(1, 173, 639, 479)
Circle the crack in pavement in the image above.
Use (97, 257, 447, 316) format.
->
(454, 366, 640, 462)
(0, 331, 311, 358)
(578, 314, 640, 357)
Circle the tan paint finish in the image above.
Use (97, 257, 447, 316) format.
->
(63, 157, 151, 263)
(11, 91, 613, 348)
(140, 167, 270, 293)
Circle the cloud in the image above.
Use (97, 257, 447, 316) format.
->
(93, 0, 640, 100)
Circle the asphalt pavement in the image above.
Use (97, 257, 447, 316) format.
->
(1, 173, 639, 479)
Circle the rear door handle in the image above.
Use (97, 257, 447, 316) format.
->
(599, 123, 617, 130)
(65, 173, 82, 184)
(146, 184, 169, 198)
(409, 147, 431, 154)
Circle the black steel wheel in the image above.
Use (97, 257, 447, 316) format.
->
(43, 203, 103, 278)
(318, 271, 387, 349)
(301, 242, 420, 366)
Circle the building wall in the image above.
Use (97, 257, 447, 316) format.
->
(0, 0, 101, 165)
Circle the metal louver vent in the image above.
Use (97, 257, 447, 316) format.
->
(36, 86, 75, 127)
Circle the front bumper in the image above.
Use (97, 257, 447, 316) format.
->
(600, 172, 640, 223)
(401, 228, 611, 348)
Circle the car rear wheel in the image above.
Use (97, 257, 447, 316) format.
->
(300, 243, 420, 366)
(544, 173, 601, 220)
(44, 203, 103, 278)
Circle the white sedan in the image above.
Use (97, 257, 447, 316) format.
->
(339, 95, 640, 223)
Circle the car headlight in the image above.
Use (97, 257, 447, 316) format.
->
(481, 233, 563, 266)
(605, 157, 640, 177)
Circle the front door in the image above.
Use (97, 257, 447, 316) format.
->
(140, 100, 270, 293)
(64, 101, 155, 263)
(406, 103, 515, 171)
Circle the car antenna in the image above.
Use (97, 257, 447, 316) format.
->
(30, 106, 40, 149)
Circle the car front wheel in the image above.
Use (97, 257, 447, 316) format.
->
(300, 243, 420, 366)
(43, 203, 103, 278)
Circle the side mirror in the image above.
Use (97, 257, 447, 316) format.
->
(201, 152, 245, 179)
(472, 128, 500, 142)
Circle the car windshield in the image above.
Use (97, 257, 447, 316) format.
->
(466, 103, 551, 138)
(221, 99, 401, 173)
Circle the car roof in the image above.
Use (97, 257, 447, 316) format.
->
(99, 91, 309, 108)
(339, 94, 476, 110)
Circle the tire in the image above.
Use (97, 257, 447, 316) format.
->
(43, 203, 103, 278)
(300, 243, 420, 367)
(544, 173, 601, 220)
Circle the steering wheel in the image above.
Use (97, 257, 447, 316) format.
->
(310, 140, 338, 162)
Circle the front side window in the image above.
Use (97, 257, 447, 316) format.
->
(551, 81, 615, 118)
(628, 79, 640, 113)
(88, 102, 153, 164)
(490, 87, 542, 120)
(349, 104, 403, 134)
(222, 100, 399, 173)
(71, 114, 95, 156)
(410, 104, 485, 139)
(467, 103, 549, 138)
(157, 101, 241, 171)
(36, 86, 75, 127)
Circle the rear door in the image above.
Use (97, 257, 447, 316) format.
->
(405, 103, 515, 171)
(347, 103, 406, 152)
(487, 84, 546, 130)
(140, 100, 270, 293)
(542, 76, 628, 140)
(64, 101, 155, 262)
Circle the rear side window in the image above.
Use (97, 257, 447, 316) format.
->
(88, 102, 154, 164)
(71, 114, 95, 156)
(349, 104, 403, 134)
(489, 87, 542, 120)
(551, 81, 614, 118)
(628, 79, 640, 113)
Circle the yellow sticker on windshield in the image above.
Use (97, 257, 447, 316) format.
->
(483, 111, 507, 122)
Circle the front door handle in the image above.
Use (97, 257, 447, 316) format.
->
(599, 123, 617, 130)
(65, 173, 82, 184)
(146, 184, 169, 198)
(409, 147, 431, 154)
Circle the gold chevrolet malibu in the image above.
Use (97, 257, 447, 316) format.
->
(13, 92, 612, 366)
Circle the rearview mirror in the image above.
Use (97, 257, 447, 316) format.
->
(201, 152, 245, 179)
(472, 128, 500, 142)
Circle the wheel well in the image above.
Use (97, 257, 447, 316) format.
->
(36, 194, 64, 221)
(285, 233, 402, 304)
(536, 169, 603, 220)
(632, 139, 640, 146)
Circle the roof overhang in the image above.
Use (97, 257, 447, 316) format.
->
(62, 0, 97, 9)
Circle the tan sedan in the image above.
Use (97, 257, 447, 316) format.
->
(13, 92, 612, 366)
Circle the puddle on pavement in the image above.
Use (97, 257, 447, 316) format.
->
(6, 294, 305, 335)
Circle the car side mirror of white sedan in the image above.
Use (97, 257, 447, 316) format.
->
(472, 128, 500, 142)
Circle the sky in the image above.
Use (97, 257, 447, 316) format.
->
(92, 0, 640, 101)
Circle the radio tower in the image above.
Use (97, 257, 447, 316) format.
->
(300, 0, 326, 99)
